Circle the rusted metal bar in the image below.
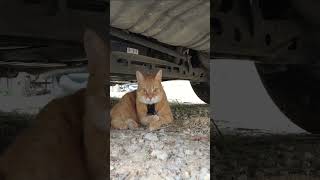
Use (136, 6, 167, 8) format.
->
(110, 28, 186, 60)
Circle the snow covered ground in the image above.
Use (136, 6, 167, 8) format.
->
(110, 80, 205, 104)
(0, 73, 204, 114)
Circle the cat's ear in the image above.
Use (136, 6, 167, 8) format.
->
(155, 70, 162, 81)
(83, 29, 108, 76)
(136, 71, 144, 83)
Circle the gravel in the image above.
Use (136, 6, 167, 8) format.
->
(0, 97, 210, 180)
(212, 119, 320, 180)
(110, 99, 210, 180)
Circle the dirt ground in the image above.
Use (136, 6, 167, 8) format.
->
(0, 112, 34, 154)
(110, 99, 210, 180)
(212, 120, 320, 180)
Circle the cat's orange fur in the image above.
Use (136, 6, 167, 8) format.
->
(111, 70, 173, 131)
(0, 29, 108, 180)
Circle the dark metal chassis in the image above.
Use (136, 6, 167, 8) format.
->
(2, 1, 320, 82)
(0, 0, 209, 85)
(0, 0, 107, 77)
(211, 0, 320, 66)
(211, 0, 320, 132)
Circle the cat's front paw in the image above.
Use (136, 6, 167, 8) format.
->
(141, 115, 159, 126)
(150, 115, 159, 122)
(148, 121, 161, 131)
(127, 119, 139, 129)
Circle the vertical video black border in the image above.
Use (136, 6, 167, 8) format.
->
(210, 0, 214, 177)
(105, 0, 110, 177)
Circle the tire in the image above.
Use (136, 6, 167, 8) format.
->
(255, 63, 320, 133)
(191, 82, 209, 104)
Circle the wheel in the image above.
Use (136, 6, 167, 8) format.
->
(191, 82, 209, 104)
(255, 63, 320, 133)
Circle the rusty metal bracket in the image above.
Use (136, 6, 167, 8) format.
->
(110, 51, 207, 82)
(211, 0, 309, 64)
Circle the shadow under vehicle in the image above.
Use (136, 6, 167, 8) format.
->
(0, 0, 210, 104)
(211, 0, 320, 133)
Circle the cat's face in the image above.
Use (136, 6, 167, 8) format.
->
(136, 70, 164, 105)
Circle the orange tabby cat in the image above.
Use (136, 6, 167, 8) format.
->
(111, 70, 173, 131)
(0, 29, 108, 180)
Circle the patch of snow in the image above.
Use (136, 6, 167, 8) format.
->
(110, 80, 205, 104)
(0, 72, 204, 114)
